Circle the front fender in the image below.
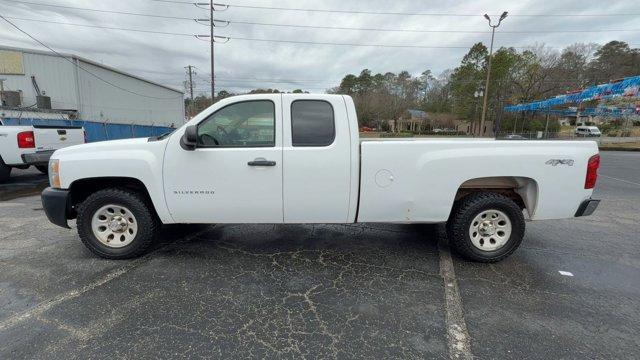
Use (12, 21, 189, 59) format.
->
(54, 139, 173, 223)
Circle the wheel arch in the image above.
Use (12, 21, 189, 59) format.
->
(67, 177, 159, 220)
(454, 176, 539, 218)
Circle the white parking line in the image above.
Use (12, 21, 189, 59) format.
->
(438, 231, 473, 360)
(0, 226, 212, 332)
(600, 174, 640, 187)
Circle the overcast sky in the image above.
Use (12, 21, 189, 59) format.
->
(1, 0, 639, 96)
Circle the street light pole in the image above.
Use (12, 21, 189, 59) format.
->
(479, 11, 508, 137)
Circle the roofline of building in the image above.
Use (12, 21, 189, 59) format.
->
(0, 45, 184, 95)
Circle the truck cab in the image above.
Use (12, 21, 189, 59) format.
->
(165, 94, 359, 224)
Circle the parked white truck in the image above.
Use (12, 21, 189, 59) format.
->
(0, 120, 85, 182)
(41, 94, 601, 262)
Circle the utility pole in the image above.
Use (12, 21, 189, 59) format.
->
(479, 11, 508, 137)
(185, 66, 195, 101)
(210, 0, 215, 102)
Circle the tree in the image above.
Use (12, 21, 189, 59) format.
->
(587, 41, 640, 82)
(449, 42, 488, 121)
(328, 40, 639, 133)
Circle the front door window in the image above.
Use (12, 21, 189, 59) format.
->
(197, 100, 275, 147)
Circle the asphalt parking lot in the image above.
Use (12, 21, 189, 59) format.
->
(0, 167, 48, 201)
(0, 151, 638, 359)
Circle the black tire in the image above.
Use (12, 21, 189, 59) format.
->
(76, 188, 159, 259)
(35, 165, 48, 174)
(446, 192, 525, 263)
(0, 157, 11, 182)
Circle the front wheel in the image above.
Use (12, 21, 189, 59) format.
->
(76, 188, 158, 259)
(35, 165, 48, 174)
(447, 192, 525, 262)
(0, 157, 11, 182)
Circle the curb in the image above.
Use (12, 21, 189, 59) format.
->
(599, 146, 640, 152)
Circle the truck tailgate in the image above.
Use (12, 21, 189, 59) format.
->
(33, 126, 84, 151)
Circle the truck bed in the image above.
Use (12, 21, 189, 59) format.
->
(357, 139, 598, 223)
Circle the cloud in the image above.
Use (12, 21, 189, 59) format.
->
(1, 0, 638, 95)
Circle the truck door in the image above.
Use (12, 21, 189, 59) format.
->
(282, 95, 353, 223)
(163, 95, 284, 223)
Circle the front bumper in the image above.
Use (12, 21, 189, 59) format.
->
(575, 199, 600, 217)
(21, 150, 55, 166)
(41, 187, 72, 228)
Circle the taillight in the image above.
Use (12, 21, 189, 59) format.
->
(585, 154, 600, 189)
(17, 131, 35, 148)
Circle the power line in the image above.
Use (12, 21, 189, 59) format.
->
(194, 73, 334, 89)
(218, 77, 336, 84)
(5, 16, 195, 36)
(8, 0, 639, 19)
(147, 0, 195, 4)
(205, 35, 640, 50)
(5, 1, 640, 35)
(2, 0, 195, 20)
(216, 19, 640, 34)
(204, 35, 474, 49)
(212, 3, 488, 17)
(204, 77, 337, 85)
(213, 2, 640, 17)
(8, 15, 640, 39)
(176, 71, 336, 84)
(6, 16, 639, 52)
(0, 14, 183, 100)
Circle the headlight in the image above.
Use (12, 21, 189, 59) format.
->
(49, 159, 61, 188)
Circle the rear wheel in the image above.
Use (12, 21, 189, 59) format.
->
(35, 165, 48, 174)
(0, 157, 11, 182)
(447, 192, 525, 262)
(76, 188, 158, 259)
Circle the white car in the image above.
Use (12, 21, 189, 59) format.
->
(41, 94, 601, 262)
(0, 120, 85, 182)
(575, 126, 602, 137)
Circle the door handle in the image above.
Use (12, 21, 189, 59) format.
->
(247, 158, 276, 166)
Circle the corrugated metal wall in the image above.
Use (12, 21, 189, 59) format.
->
(1, 47, 184, 128)
(1, 51, 79, 110)
(77, 60, 184, 127)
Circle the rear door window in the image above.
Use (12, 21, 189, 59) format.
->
(291, 100, 335, 147)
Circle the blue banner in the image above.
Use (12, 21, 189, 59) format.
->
(504, 75, 640, 113)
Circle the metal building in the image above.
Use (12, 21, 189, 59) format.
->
(0, 45, 184, 127)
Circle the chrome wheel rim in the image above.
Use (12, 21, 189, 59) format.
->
(468, 209, 512, 251)
(91, 204, 138, 248)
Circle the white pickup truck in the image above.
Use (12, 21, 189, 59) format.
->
(0, 120, 85, 182)
(41, 94, 600, 262)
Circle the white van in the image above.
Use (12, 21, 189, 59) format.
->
(575, 126, 602, 137)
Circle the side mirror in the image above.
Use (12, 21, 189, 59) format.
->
(180, 125, 197, 150)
